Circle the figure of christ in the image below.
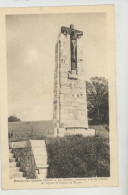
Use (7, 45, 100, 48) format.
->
(61, 24, 83, 74)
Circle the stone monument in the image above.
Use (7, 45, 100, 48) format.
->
(53, 24, 94, 137)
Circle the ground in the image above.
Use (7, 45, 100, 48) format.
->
(8, 120, 53, 142)
(8, 120, 109, 142)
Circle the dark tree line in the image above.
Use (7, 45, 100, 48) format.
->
(8, 115, 21, 122)
(86, 77, 109, 125)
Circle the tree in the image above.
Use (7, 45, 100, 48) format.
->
(86, 77, 109, 125)
(8, 114, 21, 122)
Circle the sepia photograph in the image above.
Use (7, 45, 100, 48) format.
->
(0, 5, 118, 189)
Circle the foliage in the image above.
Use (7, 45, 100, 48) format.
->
(86, 77, 109, 125)
(8, 115, 21, 122)
(46, 135, 110, 178)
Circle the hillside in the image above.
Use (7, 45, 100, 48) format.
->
(8, 120, 53, 141)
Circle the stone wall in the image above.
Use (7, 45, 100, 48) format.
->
(65, 128, 95, 136)
(9, 140, 48, 179)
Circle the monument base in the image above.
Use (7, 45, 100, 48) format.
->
(54, 127, 95, 137)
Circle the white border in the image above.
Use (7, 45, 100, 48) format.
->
(0, 0, 128, 195)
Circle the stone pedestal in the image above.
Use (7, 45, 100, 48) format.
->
(53, 30, 91, 137)
(30, 140, 48, 179)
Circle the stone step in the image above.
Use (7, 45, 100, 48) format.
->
(9, 171, 24, 178)
(9, 161, 20, 167)
(30, 140, 46, 147)
(32, 147, 47, 154)
(9, 175, 23, 179)
(9, 153, 14, 158)
(37, 174, 47, 179)
(9, 158, 16, 162)
(9, 149, 12, 153)
(9, 167, 21, 172)
(35, 157, 47, 163)
(9, 177, 25, 179)
(9, 148, 26, 180)
(36, 163, 49, 168)
(34, 155, 47, 159)
(37, 168, 47, 174)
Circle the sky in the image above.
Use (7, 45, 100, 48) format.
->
(6, 13, 107, 121)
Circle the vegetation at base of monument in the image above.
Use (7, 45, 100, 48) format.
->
(86, 77, 109, 126)
(8, 114, 21, 122)
(46, 135, 110, 178)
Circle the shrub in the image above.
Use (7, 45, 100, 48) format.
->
(8, 115, 21, 122)
(46, 135, 110, 178)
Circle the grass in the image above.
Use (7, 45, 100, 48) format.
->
(8, 120, 109, 142)
(46, 135, 110, 178)
(8, 120, 54, 142)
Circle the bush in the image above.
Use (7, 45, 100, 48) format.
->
(8, 115, 21, 122)
(46, 135, 110, 178)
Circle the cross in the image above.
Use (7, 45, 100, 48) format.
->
(61, 24, 83, 73)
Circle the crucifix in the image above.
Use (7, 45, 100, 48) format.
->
(61, 24, 83, 74)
